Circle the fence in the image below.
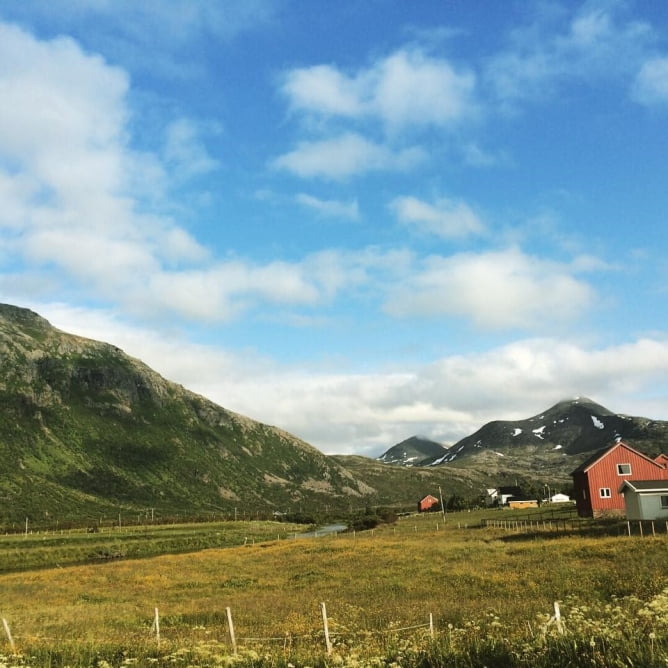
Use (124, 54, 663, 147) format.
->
(1, 603, 436, 656)
(482, 516, 668, 537)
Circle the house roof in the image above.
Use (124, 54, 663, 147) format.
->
(571, 441, 664, 475)
(497, 486, 522, 495)
(655, 453, 668, 467)
(619, 480, 668, 493)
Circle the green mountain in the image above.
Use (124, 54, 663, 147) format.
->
(0, 304, 381, 525)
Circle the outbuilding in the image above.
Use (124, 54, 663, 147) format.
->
(417, 494, 439, 512)
(619, 480, 668, 521)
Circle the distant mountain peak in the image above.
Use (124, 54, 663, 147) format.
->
(377, 435, 448, 466)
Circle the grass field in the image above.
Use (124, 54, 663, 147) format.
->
(0, 508, 666, 667)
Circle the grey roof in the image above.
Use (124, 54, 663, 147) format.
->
(620, 480, 668, 493)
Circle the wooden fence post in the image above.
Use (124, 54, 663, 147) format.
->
(2, 618, 15, 653)
(154, 607, 160, 647)
(429, 613, 434, 638)
(320, 602, 332, 655)
(553, 601, 563, 634)
(226, 607, 237, 655)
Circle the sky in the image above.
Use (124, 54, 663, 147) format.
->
(2, 0, 668, 457)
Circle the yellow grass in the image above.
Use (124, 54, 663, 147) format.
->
(0, 511, 666, 665)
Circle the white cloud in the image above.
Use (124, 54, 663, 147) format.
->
(273, 132, 424, 179)
(390, 195, 485, 239)
(283, 64, 365, 117)
(486, 3, 653, 105)
(0, 21, 343, 324)
(384, 248, 595, 329)
(24, 300, 668, 456)
(371, 49, 476, 131)
(1, 1, 278, 78)
(282, 47, 476, 131)
(163, 118, 220, 180)
(295, 193, 360, 220)
(632, 56, 668, 106)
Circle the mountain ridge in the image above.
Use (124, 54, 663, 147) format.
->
(378, 396, 668, 473)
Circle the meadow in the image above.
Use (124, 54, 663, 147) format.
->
(0, 508, 666, 667)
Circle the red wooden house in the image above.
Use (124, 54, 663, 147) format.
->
(571, 441, 668, 517)
(417, 494, 439, 512)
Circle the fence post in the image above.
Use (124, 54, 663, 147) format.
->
(627, 521, 631, 536)
(429, 612, 434, 638)
(226, 607, 237, 655)
(320, 602, 332, 655)
(154, 607, 160, 647)
(2, 618, 15, 653)
(553, 601, 563, 634)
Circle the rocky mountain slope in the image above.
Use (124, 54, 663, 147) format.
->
(0, 304, 380, 524)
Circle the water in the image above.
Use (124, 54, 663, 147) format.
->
(297, 523, 346, 538)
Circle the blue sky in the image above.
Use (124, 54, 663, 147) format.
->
(2, 0, 668, 456)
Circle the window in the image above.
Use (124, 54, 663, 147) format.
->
(599, 487, 612, 498)
(617, 463, 632, 475)
(661, 496, 668, 509)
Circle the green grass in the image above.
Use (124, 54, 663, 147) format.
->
(0, 520, 306, 572)
(0, 510, 666, 666)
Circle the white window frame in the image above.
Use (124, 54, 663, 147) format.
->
(661, 495, 668, 509)
(599, 487, 612, 498)
(616, 463, 632, 475)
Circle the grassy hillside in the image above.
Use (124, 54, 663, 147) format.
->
(330, 454, 495, 504)
(0, 304, 379, 525)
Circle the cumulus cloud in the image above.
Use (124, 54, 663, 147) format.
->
(384, 248, 595, 329)
(390, 195, 485, 239)
(282, 47, 477, 131)
(295, 193, 360, 220)
(273, 132, 424, 179)
(0, 21, 359, 323)
(632, 56, 668, 106)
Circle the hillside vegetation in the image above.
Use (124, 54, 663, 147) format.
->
(0, 304, 490, 525)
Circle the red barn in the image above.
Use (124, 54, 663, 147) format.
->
(571, 441, 668, 517)
(417, 494, 439, 512)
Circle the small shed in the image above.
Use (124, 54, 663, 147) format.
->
(549, 493, 571, 503)
(508, 499, 538, 510)
(418, 494, 439, 512)
(620, 480, 668, 521)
